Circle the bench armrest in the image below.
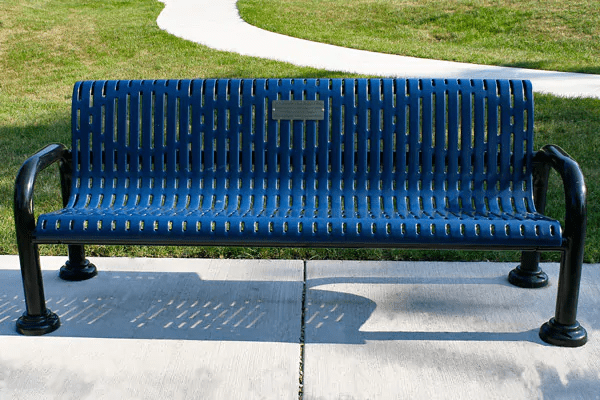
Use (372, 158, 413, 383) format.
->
(14, 144, 72, 239)
(532, 145, 586, 247)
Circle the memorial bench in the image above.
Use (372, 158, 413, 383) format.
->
(14, 78, 587, 347)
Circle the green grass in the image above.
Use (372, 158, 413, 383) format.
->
(1, 0, 599, 263)
(238, 0, 600, 74)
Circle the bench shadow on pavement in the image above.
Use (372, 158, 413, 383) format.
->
(0, 269, 553, 344)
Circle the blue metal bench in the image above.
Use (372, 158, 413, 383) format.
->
(14, 78, 587, 346)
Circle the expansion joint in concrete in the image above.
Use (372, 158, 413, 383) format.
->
(298, 259, 307, 399)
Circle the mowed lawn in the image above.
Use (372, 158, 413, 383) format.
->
(238, 0, 600, 74)
(1, 0, 599, 263)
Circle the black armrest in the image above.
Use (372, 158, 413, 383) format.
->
(14, 144, 71, 241)
(533, 145, 588, 346)
(532, 144, 586, 247)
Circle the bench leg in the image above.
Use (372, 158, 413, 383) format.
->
(16, 239, 60, 335)
(508, 251, 549, 288)
(59, 245, 97, 281)
(539, 247, 587, 347)
(509, 159, 551, 289)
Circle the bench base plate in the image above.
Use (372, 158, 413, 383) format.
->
(16, 309, 60, 336)
(539, 318, 587, 347)
(59, 259, 97, 281)
(508, 265, 549, 288)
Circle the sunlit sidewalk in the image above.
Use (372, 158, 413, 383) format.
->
(1, 255, 598, 399)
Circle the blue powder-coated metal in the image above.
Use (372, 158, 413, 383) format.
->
(34, 78, 562, 247)
(15, 78, 589, 346)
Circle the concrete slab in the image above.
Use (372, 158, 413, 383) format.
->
(157, 0, 600, 99)
(304, 261, 600, 399)
(0, 256, 303, 399)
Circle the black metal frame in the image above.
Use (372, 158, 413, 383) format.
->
(14, 144, 588, 346)
(530, 145, 587, 346)
(14, 144, 96, 335)
(507, 145, 587, 346)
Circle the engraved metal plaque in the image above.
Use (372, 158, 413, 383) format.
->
(272, 100, 325, 121)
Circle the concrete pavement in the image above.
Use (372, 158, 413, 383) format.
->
(1, 255, 598, 399)
(0, 256, 303, 399)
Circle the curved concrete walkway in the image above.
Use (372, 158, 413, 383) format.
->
(157, 0, 600, 99)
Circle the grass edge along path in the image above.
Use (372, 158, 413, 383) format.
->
(0, 0, 599, 263)
(237, 0, 600, 75)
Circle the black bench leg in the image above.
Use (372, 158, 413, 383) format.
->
(539, 242, 587, 347)
(16, 239, 60, 335)
(509, 251, 549, 288)
(59, 244, 97, 281)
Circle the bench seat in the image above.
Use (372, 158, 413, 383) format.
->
(36, 203, 562, 248)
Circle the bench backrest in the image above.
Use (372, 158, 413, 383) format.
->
(70, 79, 535, 216)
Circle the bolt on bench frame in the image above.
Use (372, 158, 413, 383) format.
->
(14, 78, 587, 346)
